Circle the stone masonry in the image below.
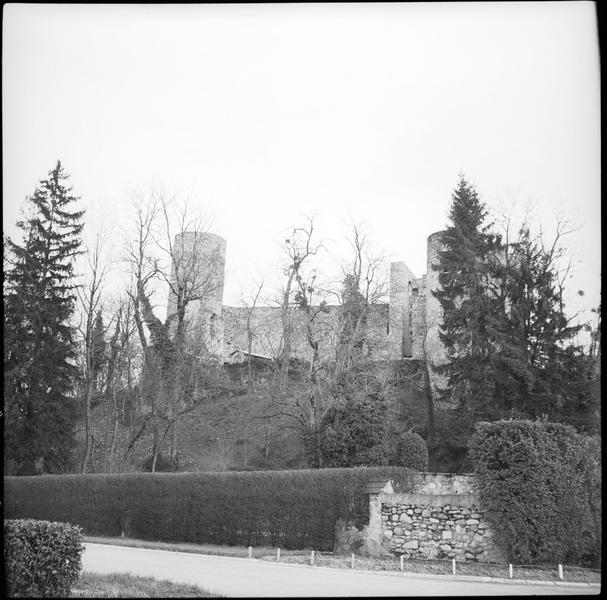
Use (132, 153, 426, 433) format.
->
(167, 231, 449, 390)
(363, 474, 505, 563)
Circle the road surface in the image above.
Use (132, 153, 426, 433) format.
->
(82, 543, 599, 597)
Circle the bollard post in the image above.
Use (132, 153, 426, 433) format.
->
(558, 564, 563, 580)
(351, 553, 355, 569)
(400, 555, 404, 572)
(276, 547, 280, 562)
(310, 550, 315, 566)
(248, 546, 252, 559)
(509, 564, 513, 579)
(452, 559, 456, 575)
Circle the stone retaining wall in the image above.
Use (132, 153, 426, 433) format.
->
(339, 473, 506, 563)
(381, 492, 502, 562)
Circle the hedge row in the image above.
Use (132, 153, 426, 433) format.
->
(4, 519, 84, 597)
(4, 467, 415, 550)
(469, 419, 602, 567)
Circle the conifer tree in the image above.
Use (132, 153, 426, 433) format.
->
(432, 175, 500, 410)
(4, 161, 85, 474)
(494, 225, 596, 426)
(431, 178, 598, 472)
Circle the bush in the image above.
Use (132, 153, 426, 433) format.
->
(390, 431, 429, 471)
(4, 519, 84, 597)
(468, 419, 601, 567)
(311, 395, 390, 468)
(4, 467, 415, 551)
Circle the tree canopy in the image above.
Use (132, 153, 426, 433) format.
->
(4, 161, 85, 475)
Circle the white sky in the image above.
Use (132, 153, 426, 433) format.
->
(2, 3, 601, 333)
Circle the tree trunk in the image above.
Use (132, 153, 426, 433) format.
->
(81, 380, 95, 473)
(169, 421, 178, 464)
(108, 388, 120, 472)
(424, 356, 436, 447)
(279, 269, 297, 392)
(151, 421, 173, 472)
(108, 415, 119, 472)
(90, 434, 96, 473)
(151, 422, 161, 473)
(264, 420, 271, 460)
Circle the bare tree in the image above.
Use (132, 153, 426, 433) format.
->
(263, 220, 395, 467)
(277, 216, 322, 391)
(104, 294, 140, 472)
(240, 278, 265, 385)
(75, 234, 107, 473)
(334, 222, 389, 377)
(123, 190, 220, 472)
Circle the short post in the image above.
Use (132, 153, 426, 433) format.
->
(400, 555, 404, 572)
(276, 547, 280, 561)
(248, 546, 252, 559)
(310, 550, 315, 565)
(452, 559, 456, 575)
(509, 564, 513, 579)
(558, 564, 563, 580)
(351, 553, 355, 569)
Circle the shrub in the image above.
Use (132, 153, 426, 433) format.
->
(311, 395, 390, 468)
(468, 419, 601, 567)
(4, 467, 415, 551)
(391, 431, 429, 471)
(4, 519, 84, 597)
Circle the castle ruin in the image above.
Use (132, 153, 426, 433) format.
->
(166, 231, 449, 383)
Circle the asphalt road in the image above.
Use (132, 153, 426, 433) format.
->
(82, 543, 598, 597)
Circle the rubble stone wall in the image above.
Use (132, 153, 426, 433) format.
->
(380, 492, 504, 562)
(359, 474, 505, 563)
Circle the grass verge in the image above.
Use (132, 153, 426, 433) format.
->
(70, 572, 223, 598)
(70, 571, 221, 597)
(263, 553, 601, 584)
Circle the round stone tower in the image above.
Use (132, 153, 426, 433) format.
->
(167, 232, 226, 358)
(425, 231, 449, 398)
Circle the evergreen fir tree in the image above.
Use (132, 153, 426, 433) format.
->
(432, 175, 500, 410)
(495, 225, 594, 425)
(4, 161, 85, 474)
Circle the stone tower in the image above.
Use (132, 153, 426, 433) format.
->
(388, 261, 416, 358)
(167, 231, 227, 357)
(425, 231, 449, 396)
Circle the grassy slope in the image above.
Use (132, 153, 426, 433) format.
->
(78, 360, 430, 473)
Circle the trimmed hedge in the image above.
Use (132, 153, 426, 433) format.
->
(469, 419, 601, 567)
(4, 467, 415, 551)
(4, 519, 84, 597)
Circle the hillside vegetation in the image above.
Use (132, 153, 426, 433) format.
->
(76, 360, 430, 473)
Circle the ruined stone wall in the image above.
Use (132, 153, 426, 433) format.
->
(362, 474, 505, 563)
(424, 232, 449, 395)
(388, 262, 415, 359)
(222, 303, 400, 363)
(380, 493, 502, 562)
(167, 232, 227, 357)
(410, 277, 427, 360)
(222, 304, 339, 362)
(168, 231, 454, 373)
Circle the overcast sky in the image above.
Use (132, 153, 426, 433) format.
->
(2, 3, 600, 333)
